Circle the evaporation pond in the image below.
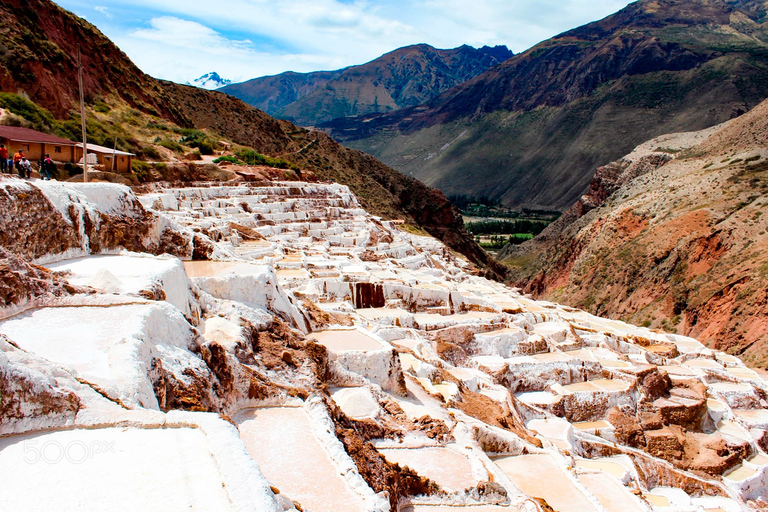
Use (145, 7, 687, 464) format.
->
(236, 407, 365, 512)
(0, 428, 230, 511)
(308, 329, 383, 352)
(495, 454, 598, 512)
(378, 447, 477, 492)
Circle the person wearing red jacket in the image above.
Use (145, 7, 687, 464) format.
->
(0, 144, 7, 174)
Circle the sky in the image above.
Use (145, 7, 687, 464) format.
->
(53, 0, 634, 84)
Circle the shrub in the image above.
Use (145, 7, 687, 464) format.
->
(0, 111, 31, 128)
(146, 121, 169, 131)
(64, 162, 79, 177)
(140, 145, 162, 160)
(213, 155, 240, 164)
(158, 138, 183, 153)
(465, 219, 548, 236)
(196, 140, 215, 155)
(131, 160, 151, 182)
(93, 101, 111, 113)
(234, 149, 300, 171)
(179, 129, 216, 155)
(0, 93, 55, 131)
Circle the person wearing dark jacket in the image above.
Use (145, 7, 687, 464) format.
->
(42, 154, 55, 180)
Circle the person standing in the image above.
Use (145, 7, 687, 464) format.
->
(0, 144, 7, 174)
(13, 149, 24, 174)
(42, 154, 54, 180)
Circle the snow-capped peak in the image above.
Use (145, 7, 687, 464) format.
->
(187, 72, 231, 90)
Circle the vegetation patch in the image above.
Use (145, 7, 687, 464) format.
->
(229, 149, 301, 171)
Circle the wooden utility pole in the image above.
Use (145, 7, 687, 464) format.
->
(77, 46, 88, 182)
(112, 137, 117, 172)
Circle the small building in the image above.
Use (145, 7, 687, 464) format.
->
(75, 143, 135, 173)
(0, 126, 76, 163)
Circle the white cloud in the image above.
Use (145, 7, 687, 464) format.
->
(94, 6, 112, 18)
(114, 16, 350, 83)
(131, 17, 253, 54)
(57, 0, 635, 83)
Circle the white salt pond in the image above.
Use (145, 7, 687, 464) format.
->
(0, 303, 190, 408)
(401, 506, 514, 511)
(182, 260, 239, 277)
(276, 268, 310, 280)
(724, 464, 757, 482)
(183, 260, 278, 280)
(577, 472, 645, 512)
(331, 387, 380, 420)
(0, 428, 231, 511)
(391, 376, 454, 424)
(49, 254, 184, 295)
(308, 329, 384, 352)
(574, 420, 612, 431)
(494, 454, 598, 512)
(357, 308, 412, 320)
(236, 407, 366, 512)
(561, 378, 631, 393)
(575, 458, 629, 480)
(379, 447, 477, 492)
(527, 418, 572, 450)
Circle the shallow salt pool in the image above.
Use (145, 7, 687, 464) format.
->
(0, 428, 231, 512)
(379, 446, 478, 492)
(308, 329, 384, 352)
(236, 407, 366, 512)
(494, 454, 598, 512)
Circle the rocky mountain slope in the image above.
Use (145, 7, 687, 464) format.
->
(323, 0, 768, 211)
(220, 44, 512, 126)
(502, 96, 768, 368)
(0, 0, 503, 278)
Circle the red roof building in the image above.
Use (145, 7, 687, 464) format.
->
(0, 126, 76, 163)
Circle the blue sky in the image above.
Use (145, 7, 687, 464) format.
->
(53, 0, 634, 84)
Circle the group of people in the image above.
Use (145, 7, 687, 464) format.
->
(0, 144, 56, 180)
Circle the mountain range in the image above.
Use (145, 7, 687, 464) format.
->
(320, 0, 768, 211)
(220, 44, 513, 127)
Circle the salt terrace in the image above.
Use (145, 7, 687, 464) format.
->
(1, 179, 767, 511)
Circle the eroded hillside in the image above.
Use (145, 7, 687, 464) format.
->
(503, 96, 768, 368)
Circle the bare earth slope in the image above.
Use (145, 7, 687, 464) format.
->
(322, 0, 768, 211)
(0, 0, 503, 278)
(220, 44, 512, 126)
(503, 97, 768, 367)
